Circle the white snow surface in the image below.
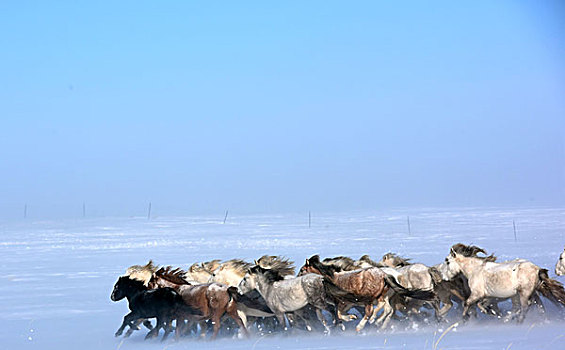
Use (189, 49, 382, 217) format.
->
(1, 207, 564, 349)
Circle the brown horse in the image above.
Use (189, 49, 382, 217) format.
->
(148, 266, 249, 339)
(301, 255, 436, 331)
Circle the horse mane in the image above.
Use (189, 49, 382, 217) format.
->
(322, 255, 360, 271)
(256, 255, 295, 276)
(188, 261, 217, 274)
(119, 275, 147, 290)
(382, 253, 412, 267)
(155, 266, 189, 285)
(201, 259, 222, 272)
(309, 255, 340, 277)
(250, 265, 285, 283)
(451, 243, 497, 262)
(359, 254, 380, 267)
(125, 260, 158, 286)
(222, 259, 253, 274)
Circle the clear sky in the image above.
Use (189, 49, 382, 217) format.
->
(1, 1, 564, 218)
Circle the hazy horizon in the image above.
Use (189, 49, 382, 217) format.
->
(1, 1, 564, 219)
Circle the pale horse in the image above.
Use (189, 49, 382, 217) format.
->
(444, 247, 565, 322)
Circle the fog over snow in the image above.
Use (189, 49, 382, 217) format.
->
(1, 207, 564, 349)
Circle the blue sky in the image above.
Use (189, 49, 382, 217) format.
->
(1, 1, 564, 218)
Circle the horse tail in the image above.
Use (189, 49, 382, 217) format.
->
(536, 269, 565, 307)
(236, 290, 273, 314)
(384, 274, 437, 301)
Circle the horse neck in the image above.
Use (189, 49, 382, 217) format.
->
(456, 256, 484, 277)
(253, 274, 276, 298)
(310, 261, 337, 280)
(124, 282, 145, 302)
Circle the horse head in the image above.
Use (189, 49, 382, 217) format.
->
(443, 249, 462, 280)
(238, 266, 263, 294)
(111, 276, 145, 301)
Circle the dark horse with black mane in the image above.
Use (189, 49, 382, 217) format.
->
(111, 276, 201, 340)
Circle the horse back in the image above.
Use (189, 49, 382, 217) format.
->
(131, 287, 181, 317)
(480, 260, 539, 296)
(333, 268, 386, 298)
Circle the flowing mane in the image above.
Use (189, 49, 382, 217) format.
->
(256, 255, 295, 276)
(381, 253, 412, 267)
(250, 265, 285, 283)
(322, 255, 361, 271)
(187, 262, 208, 273)
(309, 255, 341, 276)
(155, 266, 190, 285)
(124, 260, 158, 286)
(202, 259, 222, 272)
(221, 259, 253, 274)
(451, 243, 497, 262)
(358, 254, 379, 267)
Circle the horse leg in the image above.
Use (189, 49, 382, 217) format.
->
(209, 314, 222, 340)
(143, 319, 153, 330)
(437, 290, 453, 319)
(145, 317, 163, 340)
(335, 306, 347, 331)
(198, 321, 208, 338)
(161, 318, 173, 342)
(517, 290, 532, 323)
(125, 318, 144, 337)
(290, 308, 312, 331)
(337, 302, 357, 322)
(273, 312, 287, 332)
(428, 298, 442, 322)
(370, 299, 385, 324)
(115, 312, 137, 337)
(236, 310, 248, 332)
(227, 305, 249, 338)
(355, 304, 373, 332)
(531, 292, 546, 316)
(314, 308, 331, 334)
(378, 299, 395, 329)
(175, 318, 185, 340)
(462, 292, 483, 321)
(186, 320, 197, 337)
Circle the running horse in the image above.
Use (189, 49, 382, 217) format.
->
(301, 255, 436, 331)
(148, 266, 249, 339)
(444, 243, 565, 322)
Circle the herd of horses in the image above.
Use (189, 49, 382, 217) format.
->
(111, 244, 565, 341)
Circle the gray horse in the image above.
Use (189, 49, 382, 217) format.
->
(238, 265, 334, 333)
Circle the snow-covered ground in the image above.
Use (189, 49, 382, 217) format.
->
(1, 207, 564, 349)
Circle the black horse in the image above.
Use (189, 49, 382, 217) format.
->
(111, 276, 200, 340)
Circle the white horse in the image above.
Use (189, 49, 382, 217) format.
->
(444, 246, 565, 322)
(556, 247, 565, 276)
